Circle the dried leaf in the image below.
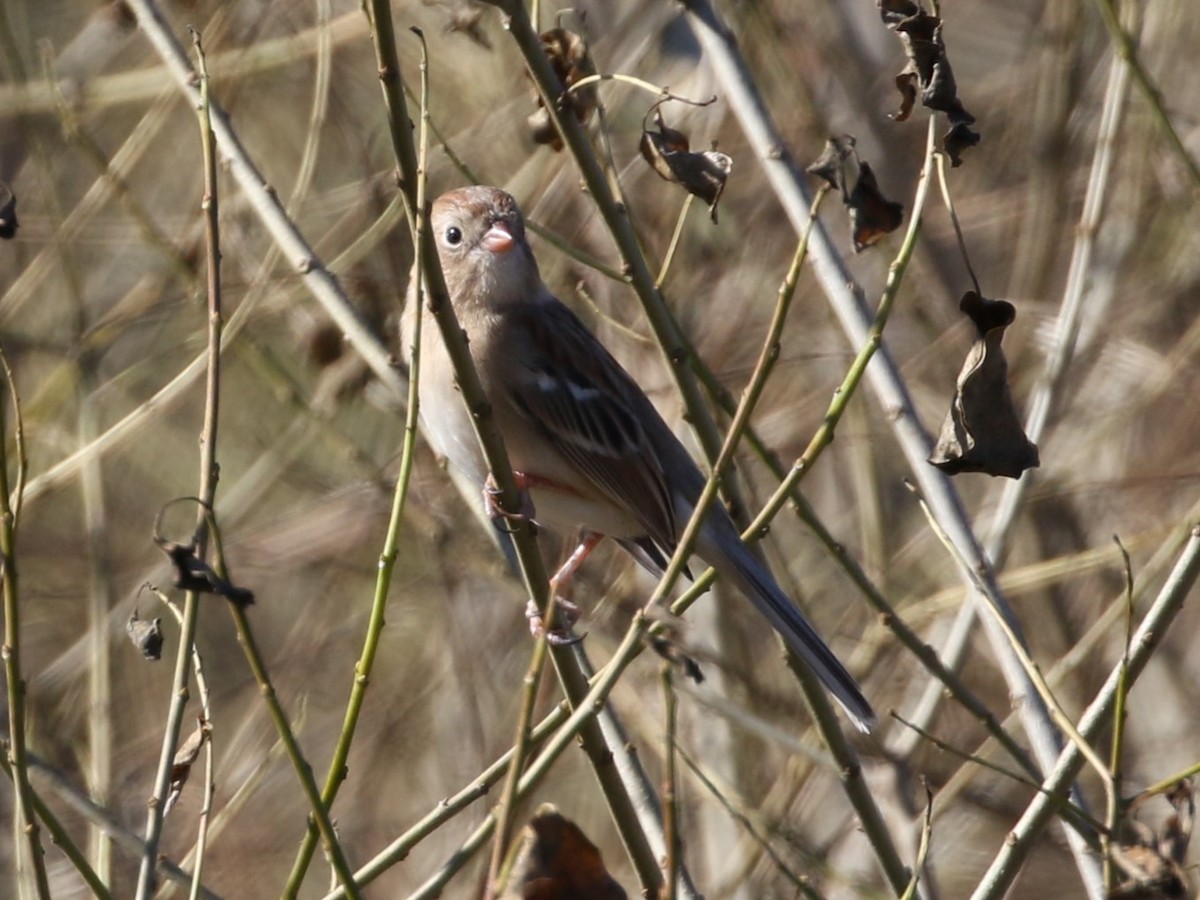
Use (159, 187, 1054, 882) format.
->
(0, 182, 17, 240)
(155, 538, 255, 607)
(1160, 781, 1194, 867)
(499, 804, 627, 900)
(639, 109, 732, 221)
(878, 2, 981, 164)
(1109, 844, 1188, 898)
(527, 28, 596, 150)
(1111, 783, 1195, 898)
(928, 292, 1039, 478)
(164, 717, 212, 817)
(943, 121, 982, 167)
(806, 135, 903, 251)
(126, 612, 164, 661)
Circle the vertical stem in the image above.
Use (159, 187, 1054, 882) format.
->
(0, 349, 50, 900)
(659, 663, 679, 900)
(136, 28, 224, 899)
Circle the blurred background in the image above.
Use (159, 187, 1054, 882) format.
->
(1, 0, 1199, 896)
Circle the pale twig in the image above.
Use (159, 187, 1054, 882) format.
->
(969, 525, 1200, 900)
(894, 0, 1135, 763)
(900, 784, 935, 900)
(564, 72, 716, 108)
(134, 27, 222, 895)
(677, 1, 1106, 892)
(907, 480, 1114, 788)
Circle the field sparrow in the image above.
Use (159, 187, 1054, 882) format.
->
(402, 186, 874, 733)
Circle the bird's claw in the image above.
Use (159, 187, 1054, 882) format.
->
(483, 474, 537, 534)
(526, 597, 584, 646)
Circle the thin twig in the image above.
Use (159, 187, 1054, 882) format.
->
(0, 344, 51, 898)
(969, 524, 1200, 900)
(899, 784, 934, 900)
(1090, 0, 1200, 191)
(1102, 537, 1136, 890)
(134, 27, 223, 895)
(660, 663, 679, 900)
(564, 71, 717, 108)
(677, 0, 1104, 891)
(907, 480, 1114, 787)
(934, 154, 981, 295)
(366, 2, 674, 894)
(0, 750, 110, 899)
(890, 712, 1103, 836)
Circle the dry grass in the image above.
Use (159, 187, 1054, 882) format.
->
(1, 0, 1199, 897)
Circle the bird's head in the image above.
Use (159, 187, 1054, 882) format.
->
(430, 186, 540, 309)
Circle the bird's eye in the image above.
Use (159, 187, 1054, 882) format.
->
(444, 226, 463, 246)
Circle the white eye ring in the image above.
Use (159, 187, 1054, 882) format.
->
(445, 226, 463, 246)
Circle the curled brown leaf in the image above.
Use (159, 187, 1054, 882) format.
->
(528, 27, 596, 150)
(639, 108, 732, 221)
(878, 2, 980, 165)
(126, 611, 164, 661)
(806, 134, 903, 251)
(164, 717, 212, 817)
(499, 804, 627, 899)
(928, 292, 1039, 478)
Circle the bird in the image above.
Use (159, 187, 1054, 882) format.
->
(401, 185, 875, 733)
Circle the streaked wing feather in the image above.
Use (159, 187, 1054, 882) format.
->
(506, 300, 677, 551)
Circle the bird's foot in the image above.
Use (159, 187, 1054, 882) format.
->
(483, 472, 537, 534)
(526, 596, 584, 646)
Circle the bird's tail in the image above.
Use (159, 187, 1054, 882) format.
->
(700, 527, 876, 734)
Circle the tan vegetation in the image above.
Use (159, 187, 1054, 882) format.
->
(1, 0, 1199, 897)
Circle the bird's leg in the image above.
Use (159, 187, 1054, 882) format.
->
(482, 471, 538, 533)
(527, 531, 604, 645)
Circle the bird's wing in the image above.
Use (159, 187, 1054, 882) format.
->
(502, 297, 678, 551)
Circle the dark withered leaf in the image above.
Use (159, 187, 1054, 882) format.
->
(928, 292, 1039, 478)
(805, 133, 857, 192)
(164, 717, 212, 817)
(943, 121, 982, 167)
(1110, 784, 1194, 898)
(156, 539, 255, 607)
(807, 135, 903, 251)
(0, 182, 17, 240)
(879, 3, 980, 163)
(499, 804, 627, 900)
(1160, 781, 1194, 866)
(640, 109, 732, 221)
(849, 162, 904, 251)
(126, 612, 164, 661)
(892, 71, 918, 122)
(528, 27, 596, 150)
(877, 0, 921, 26)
